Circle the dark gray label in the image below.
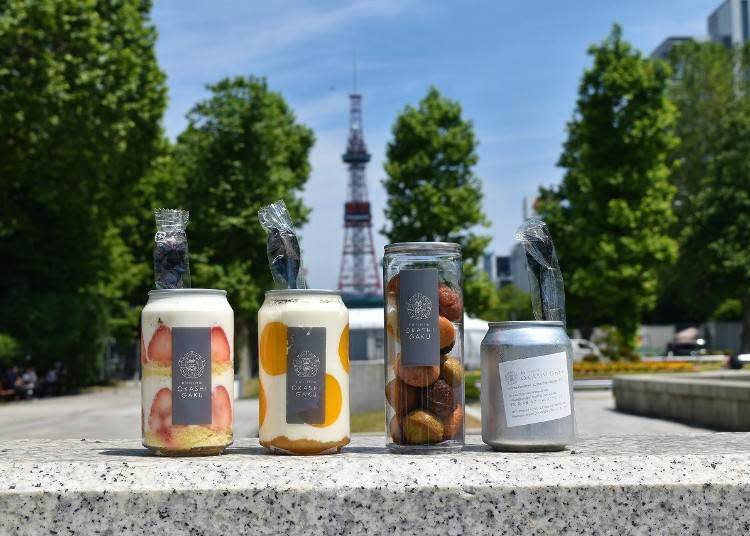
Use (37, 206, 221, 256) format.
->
(286, 327, 326, 424)
(171, 327, 212, 425)
(398, 268, 440, 366)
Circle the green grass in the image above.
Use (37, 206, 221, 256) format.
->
(351, 409, 386, 433)
(243, 377, 260, 398)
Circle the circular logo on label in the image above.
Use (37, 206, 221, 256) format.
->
(293, 350, 320, 378)
(407, 292, 432, 320)
(178, 351, 207, 379)
(504, 369, 518, 386)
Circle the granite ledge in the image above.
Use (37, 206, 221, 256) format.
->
(2, 434, 750, 535)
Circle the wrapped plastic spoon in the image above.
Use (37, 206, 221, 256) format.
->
(154, 208, 191, 289)
(258, 200, 305, 289)
(514, 218, 565, 324)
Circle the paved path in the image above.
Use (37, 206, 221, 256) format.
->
(0, 382, 259, 440)
(572, 390, 713, 436)
(0, 385, 713, 440)
(467, 390, 714, 437)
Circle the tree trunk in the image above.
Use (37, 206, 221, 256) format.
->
(580, 316, 593, 341)
(741, 297, 750, 354)
(236, 322, 251, 394)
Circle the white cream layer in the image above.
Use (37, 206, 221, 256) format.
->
(259, 295, 349, 443)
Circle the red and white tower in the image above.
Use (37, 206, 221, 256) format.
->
(337, 93, 381, 295)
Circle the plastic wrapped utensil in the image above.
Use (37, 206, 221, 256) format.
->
(514, 218, 565, 324)
(258, 200, 306, 289)
(154, 208, 191, 289)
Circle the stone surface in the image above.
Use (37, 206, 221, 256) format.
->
(3, 434, 750, 535)
(614, 371, 750, 431)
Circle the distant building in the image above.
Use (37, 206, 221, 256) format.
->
(708, 0, 750, 46)
(650, 36, 693, 60)
(651, 1, 750, 62)
(481, 249, 527, 291)
(495, 255, 513, 288)
(509, 243, 530, 293)
(482, 198, 534, 291)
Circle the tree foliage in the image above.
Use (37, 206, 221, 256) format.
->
(381, 87, 490, 262)
(381, 87, 492, 314)
(174, 77, 314, 371)
(0, 0, 166, 383)
(537, 25, 679, 350)
(680, 107, 750, 350)
(663, 42, 750, 351)
(646, 42, 738, 323)
(463, 272, 533, 322)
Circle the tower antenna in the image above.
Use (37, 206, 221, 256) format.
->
(352, 51, 358, 93)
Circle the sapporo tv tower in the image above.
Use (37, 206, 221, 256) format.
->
(337, 79, 381, 297)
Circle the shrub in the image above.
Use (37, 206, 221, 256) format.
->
(0, 333, 21, 368)
(581, 353, 600, 363)
(464, 370, 481, 401)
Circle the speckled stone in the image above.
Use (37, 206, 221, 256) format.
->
(2, 434, 750, 535)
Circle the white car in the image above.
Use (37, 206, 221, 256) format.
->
(570, 339, 603, 362)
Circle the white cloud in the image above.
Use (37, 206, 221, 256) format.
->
(155, 0, 423, 75)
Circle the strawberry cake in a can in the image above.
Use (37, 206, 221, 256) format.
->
(140, 289, 234, 456)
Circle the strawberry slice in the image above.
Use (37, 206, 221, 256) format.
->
(211, 326, 231, 364)
(148, 324, 172, 365)
(211, 385, 232, 430)
(148, 387, 173, 444)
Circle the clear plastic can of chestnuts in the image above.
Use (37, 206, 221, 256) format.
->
(383, 242, 464, 453)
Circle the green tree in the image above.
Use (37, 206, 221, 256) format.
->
(381, 87, 491, 313)
(113, 140, 186, 339)
(659, 41, 750, 352)
(648, 41, 738, 324)
(0, 0, 167, 383)
(174, 77, 314, 376)
(681, 109, 750, 351)
(464, 274, 533, 322)
(537, 25, 679, 352)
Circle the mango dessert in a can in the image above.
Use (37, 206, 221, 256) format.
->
(257, 200, 350, 455)
(258, 290, 350, 454)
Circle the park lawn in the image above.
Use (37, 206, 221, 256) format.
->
(351, 408, 481, 433)
(243, 377, 260, 398)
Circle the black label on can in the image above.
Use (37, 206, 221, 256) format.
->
(171, 327, 212, 425)
(286, 327, 326, 424)
(398, 268, 440, 367)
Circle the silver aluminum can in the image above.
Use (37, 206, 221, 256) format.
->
(480, 321, 575, 451)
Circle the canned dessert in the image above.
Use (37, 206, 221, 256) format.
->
(383, 242, 464, 452)
(141, 289, 234, 456)
(480, 321, 575, 451)
(258, 289, 350, 455)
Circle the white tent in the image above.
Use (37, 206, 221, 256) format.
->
(348, 308, 489, 370)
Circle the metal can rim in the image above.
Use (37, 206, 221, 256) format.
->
(384, 241, 462, 254)
(148, 288, 227, 297)
(265, 289, 341, 296)
(487, 320, 565, 328)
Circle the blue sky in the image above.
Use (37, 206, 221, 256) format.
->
(151, 0, 717, 289)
